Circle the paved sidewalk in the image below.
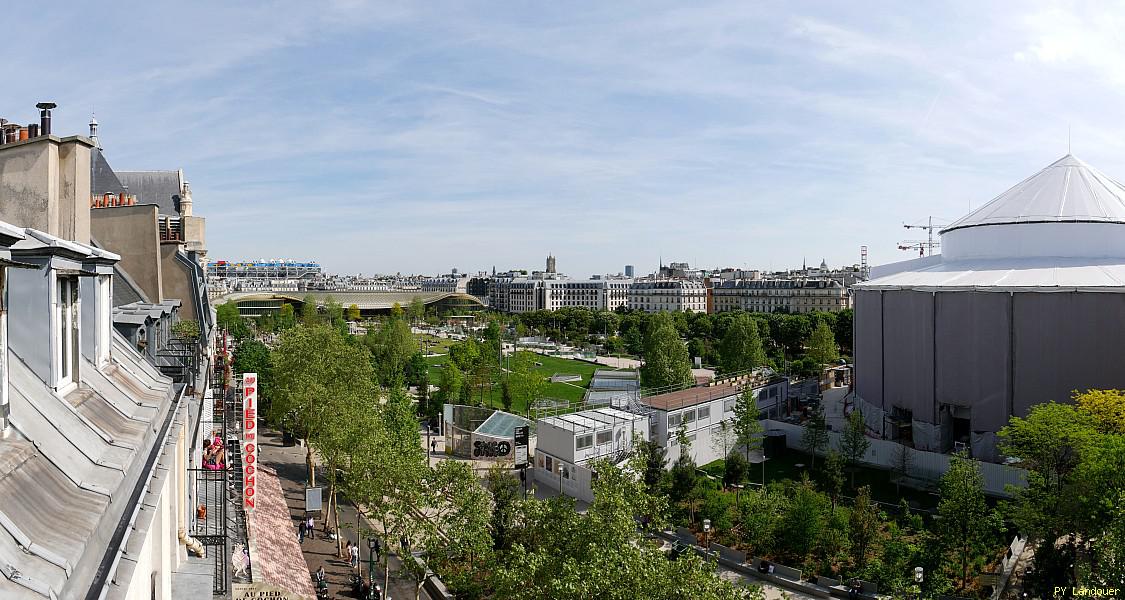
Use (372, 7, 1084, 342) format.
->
(258, 428, 426, 600)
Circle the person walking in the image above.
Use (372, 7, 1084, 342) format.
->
(349, 542, 360, 569)
(306, 515, 315, 540)
(430, 439, 436, 456)
(298, 520, 306, 544)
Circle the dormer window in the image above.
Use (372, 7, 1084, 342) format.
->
(56, 275, 79, 389)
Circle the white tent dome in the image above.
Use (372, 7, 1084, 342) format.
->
(941, 154, 1125, 261)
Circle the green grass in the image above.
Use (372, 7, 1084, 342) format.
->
(426, 352, 633, 416)
(415, 333, 457, 355)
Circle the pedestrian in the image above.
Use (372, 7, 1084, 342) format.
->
(298, 520, 306, 543)
(306, 515, 315, 540)
(346, 541, 353, 565)
(350, 542, 360, 569)
(373, 538, 381, 563)
(400, 534, 409, 554)
(430, 439, 436, 455)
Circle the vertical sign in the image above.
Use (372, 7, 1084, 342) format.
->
(242, 373, 258, 513)
(513, 425, 529, 469)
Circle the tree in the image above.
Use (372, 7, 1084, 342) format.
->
(710, 419, 737, 459)
(840, 409, 870, 488)
(823, 450, 846, 513)
(346, 304, 361, 321)
(232, 338, 272, 410)
(171, 319, 200, 340)
(718, 315, 766, 375)
(438, 361, 464, 405)
(483, 460, 760, 600)
(216, 301, 251, 339)
(833, 308, 854, 353)
(640, 313, 693, 390)
(632, 437, 668, 493)
(780, 478, 828, 561)
(723, 451, 749, 488)
(408, 296, 426, 324)
(485, 466, 523, 551)
(371, 315, 415, 388)
(849, 486, 879, 570)
(890, 443, 914, 496)
(732, 386, 765, 469)
(806, 320, 839, 366)
(300, 295, 319, 325)
(1074, 389, 1125, 434)
(448, 337, 480, 372)
(937, 452, 997, 592)
(267, 324, 373, 488)
(507, 351, 545, 413)
(736, 487, 783, 557)
(801, 405, 830, 470)
(277, 303, 297, 329)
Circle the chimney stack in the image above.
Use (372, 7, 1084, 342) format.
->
(36, 102, 56, 136)
(27, 124, 39, 138)
(0, 119, 7, 145)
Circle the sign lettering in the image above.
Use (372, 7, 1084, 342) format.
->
(472, 440, 512, 458)
(242, 373, 258, 513)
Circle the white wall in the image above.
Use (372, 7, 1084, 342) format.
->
(761, 419, 1028, 496)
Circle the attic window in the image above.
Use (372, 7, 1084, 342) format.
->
(56, 276, 79, 388)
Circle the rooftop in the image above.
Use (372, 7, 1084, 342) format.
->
(943, 154, 1125, 233)
(539, 407, 644, 433)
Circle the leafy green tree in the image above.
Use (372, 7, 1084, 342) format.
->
(269, 325, 376, 489)
(300, 295, 319, 325)
(938, 451, 998, 592)
(736, 487, 783, 557)
(732, 386, 765, 465)
(780, 478, 828, 561)
(802, 404, 830, 470)
(232, 338, 272, 409)
(806, 320, 839, 366)
(632, 438, 668, 493)
(485, 466, 523, 551)
(172, 319, 200, 340)
(371, 315, 415, 388)
(346, 303, 361, 321)
(438, 361, 464, 405)
(277, 303, 297, 329)
(255, 313, 276, 333)
(833, 308, 854, 352)
(640, 313, 693, 390)
(840, 409, 870, 487)
(216, 301, 251, 339)
(448, 336, 480, 371)
(408, 296, 426, 323)
(484, 460, 760, 600)
(1075, 389, 1125, 434)
(718, 314, 766, 375)
(823, 449, 846, 512)
(507, 351, 545, 413)
(849, 486, 879, 571)
(723, 451, 749, 488)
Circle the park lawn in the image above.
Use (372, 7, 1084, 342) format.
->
(425, 352, 618, 415)
(415, 332, 457, 355)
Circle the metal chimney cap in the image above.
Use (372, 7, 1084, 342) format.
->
(1, 123, 21, 132)
(35, 102, 57, 110)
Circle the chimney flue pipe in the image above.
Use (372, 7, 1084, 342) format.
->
(36, 102, 56, 136)
(27, 124, 39, 138)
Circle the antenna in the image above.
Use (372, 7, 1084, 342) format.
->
(1068, 125, 1072, 154)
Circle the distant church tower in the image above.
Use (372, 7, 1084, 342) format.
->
(546, 254, 557, 274)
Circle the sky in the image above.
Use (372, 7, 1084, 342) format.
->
(3, 1, 1124, 277)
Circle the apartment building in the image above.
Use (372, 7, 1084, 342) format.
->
(627, 279, 708, 313)
(711, 278, 852, 314)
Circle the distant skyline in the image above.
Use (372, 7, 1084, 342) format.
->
(4, 2, 1125, 276)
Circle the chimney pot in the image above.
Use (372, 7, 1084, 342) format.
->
(35, 102, 55, 136)
(18, 127, 28, 141)
(27, 124, 39, 138)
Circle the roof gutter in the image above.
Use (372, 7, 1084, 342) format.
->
(85, 382, 186, 600)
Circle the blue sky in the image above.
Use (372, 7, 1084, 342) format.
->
(4, 1, 1124, 276)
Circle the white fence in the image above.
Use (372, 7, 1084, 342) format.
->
(762, 420, 1028, 497)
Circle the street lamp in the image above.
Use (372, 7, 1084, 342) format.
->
(702, 518, 712, 549)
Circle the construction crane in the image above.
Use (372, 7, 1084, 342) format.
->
(899, 216, 943, 257)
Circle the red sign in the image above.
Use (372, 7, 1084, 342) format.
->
(242, 373, 258, 513)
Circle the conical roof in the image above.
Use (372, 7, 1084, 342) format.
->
(942, 154, 1125, 233)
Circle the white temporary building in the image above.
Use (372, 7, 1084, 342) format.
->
(855, 154, 1125, 459)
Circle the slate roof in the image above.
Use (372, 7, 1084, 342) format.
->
(116, 170, 182, 216)
(90, 149, 126, 198)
